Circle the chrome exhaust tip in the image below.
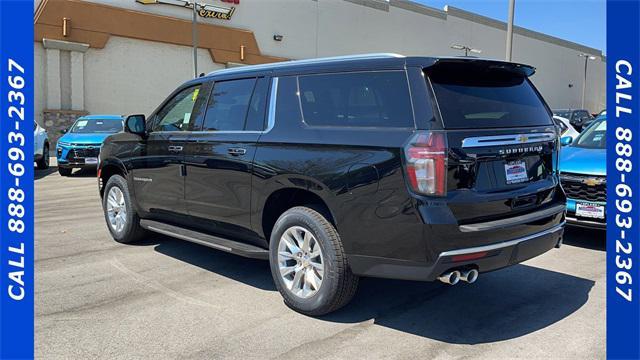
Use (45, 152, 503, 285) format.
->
(438, 270, 461, 285)
(460, 269, 479, 284)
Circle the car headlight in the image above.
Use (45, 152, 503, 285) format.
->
(57, 141, 70, 147)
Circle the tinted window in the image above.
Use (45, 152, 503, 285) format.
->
(70, 118, 122, 133)
(245, 77, 269, 131)
(297, 71, 414, 128)
(154, 85, 202, 132)
(202, 78, 256, 131)
(575, 119, 606, 149)
(429, 69, 552, 129)
(275, 76, 303, 124)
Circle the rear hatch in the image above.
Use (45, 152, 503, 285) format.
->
(425, 60, 563, 225)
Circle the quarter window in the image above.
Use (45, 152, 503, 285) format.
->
(297, 71, 414, 128)
(202, 78, 257, 131)
(153, 85, 202, 132)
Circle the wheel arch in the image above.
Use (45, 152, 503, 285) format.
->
(98, 159, 128, 197)
(260, 187, 337, 242)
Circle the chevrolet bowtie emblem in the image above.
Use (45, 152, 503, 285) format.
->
(583, 178, 603, 186)
(518, 135, 528, 143)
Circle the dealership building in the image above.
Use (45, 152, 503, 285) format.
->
(34, 0, 606, 143)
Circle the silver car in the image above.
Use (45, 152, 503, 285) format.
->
(34, 121, 50, 169)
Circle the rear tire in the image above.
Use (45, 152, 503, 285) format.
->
(102, 175, 146, 244)
(36, 143, 49, 169)
(269, 206, 359, 316)
(57, 167, 72, 176)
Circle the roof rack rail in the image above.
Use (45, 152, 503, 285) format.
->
(206, 53, 405, 77)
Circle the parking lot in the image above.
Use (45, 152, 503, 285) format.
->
(35, 162, 605, 359)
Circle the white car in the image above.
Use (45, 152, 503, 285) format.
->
(34, 121, 50, 169)
(553, 115, 580, 141)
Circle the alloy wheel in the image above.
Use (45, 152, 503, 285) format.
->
(106, 186, 127, 233)
(277, 226, 325, 298)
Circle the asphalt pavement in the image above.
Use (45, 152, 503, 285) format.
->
(35, 162, 606, 359)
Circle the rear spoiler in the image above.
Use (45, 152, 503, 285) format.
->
(423, 57, 536, 77)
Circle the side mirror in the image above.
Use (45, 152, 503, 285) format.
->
(60, 128, 67, 134)
(125, 114, 146, 136)
(560, 136, 573, 146)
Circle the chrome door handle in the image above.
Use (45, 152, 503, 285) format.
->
(168, 145, 183, 152)
(228, 147, 247, 156)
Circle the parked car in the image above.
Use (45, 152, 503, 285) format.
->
(552, 109, 593, 130)
(552, 115, 580, 141)
(559, 117, 606, 229)
(56, 115, 123, 176)
(98, 54, 565, 315)
(34, 121, 50, 169)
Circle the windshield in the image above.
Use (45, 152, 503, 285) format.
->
(574, 118, 606, 149)
(70, 118, 122, 133)
(429, 68, 552, 129)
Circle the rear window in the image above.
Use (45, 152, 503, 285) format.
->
(297, 71, 414, 128)
(429, 68, 552, 129)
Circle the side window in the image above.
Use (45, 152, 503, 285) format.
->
(275, 76, 303, 124)
(297, 71, 414, 128)
(153, 85, 202, 132)
(202, 78, 256, 131)
(244, 77, 269, 131)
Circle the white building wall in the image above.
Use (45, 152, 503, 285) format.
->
(34, 0, 606, 123)
(83, 37, 223, 116)
(34, 43, 46, 126)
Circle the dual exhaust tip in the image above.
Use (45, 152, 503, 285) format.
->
(437, 269, 478, 285)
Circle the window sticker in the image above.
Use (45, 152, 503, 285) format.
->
(192, 88, 200, 102)
(76, 120, 88, 127)
(183, 113, 191, 124)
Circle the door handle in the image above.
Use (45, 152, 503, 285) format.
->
(168, 145, 183, 152)
(228, 147, 247, 156)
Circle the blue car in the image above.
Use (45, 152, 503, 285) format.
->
(559, 116, 606, 229)
(56, 115, 123, 176)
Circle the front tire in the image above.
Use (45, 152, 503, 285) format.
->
(36, 143, 49, 169)
(102, 175, 146, 244)
(269, 206, 359, 316)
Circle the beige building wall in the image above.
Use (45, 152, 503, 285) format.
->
(34, 0, 606, 133)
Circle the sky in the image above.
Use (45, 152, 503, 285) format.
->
(414, 1, 606, 54)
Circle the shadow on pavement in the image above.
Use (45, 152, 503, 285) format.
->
(563, 226, 606, 251)
(140, 232, 594, 344)
(324, 264, 594, 344)
(35, 167, 57, 180)
(148, 234, 275, 291)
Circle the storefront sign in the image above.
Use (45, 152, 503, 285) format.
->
(136, 0, 237, 20)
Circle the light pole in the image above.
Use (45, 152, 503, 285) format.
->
(579, 53, 596, 109)
(505, 0, 515, 61)
(192, 0, 198, 78)
(450, 44, 482, 57)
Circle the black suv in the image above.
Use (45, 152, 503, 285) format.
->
(98, 54, 566, 315)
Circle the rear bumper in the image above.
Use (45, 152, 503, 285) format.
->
(350, 221, 564, 281)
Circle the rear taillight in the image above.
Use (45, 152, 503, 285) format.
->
(404, 131, 448, 197)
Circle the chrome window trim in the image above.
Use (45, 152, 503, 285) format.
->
(461, 132, 557, 148)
